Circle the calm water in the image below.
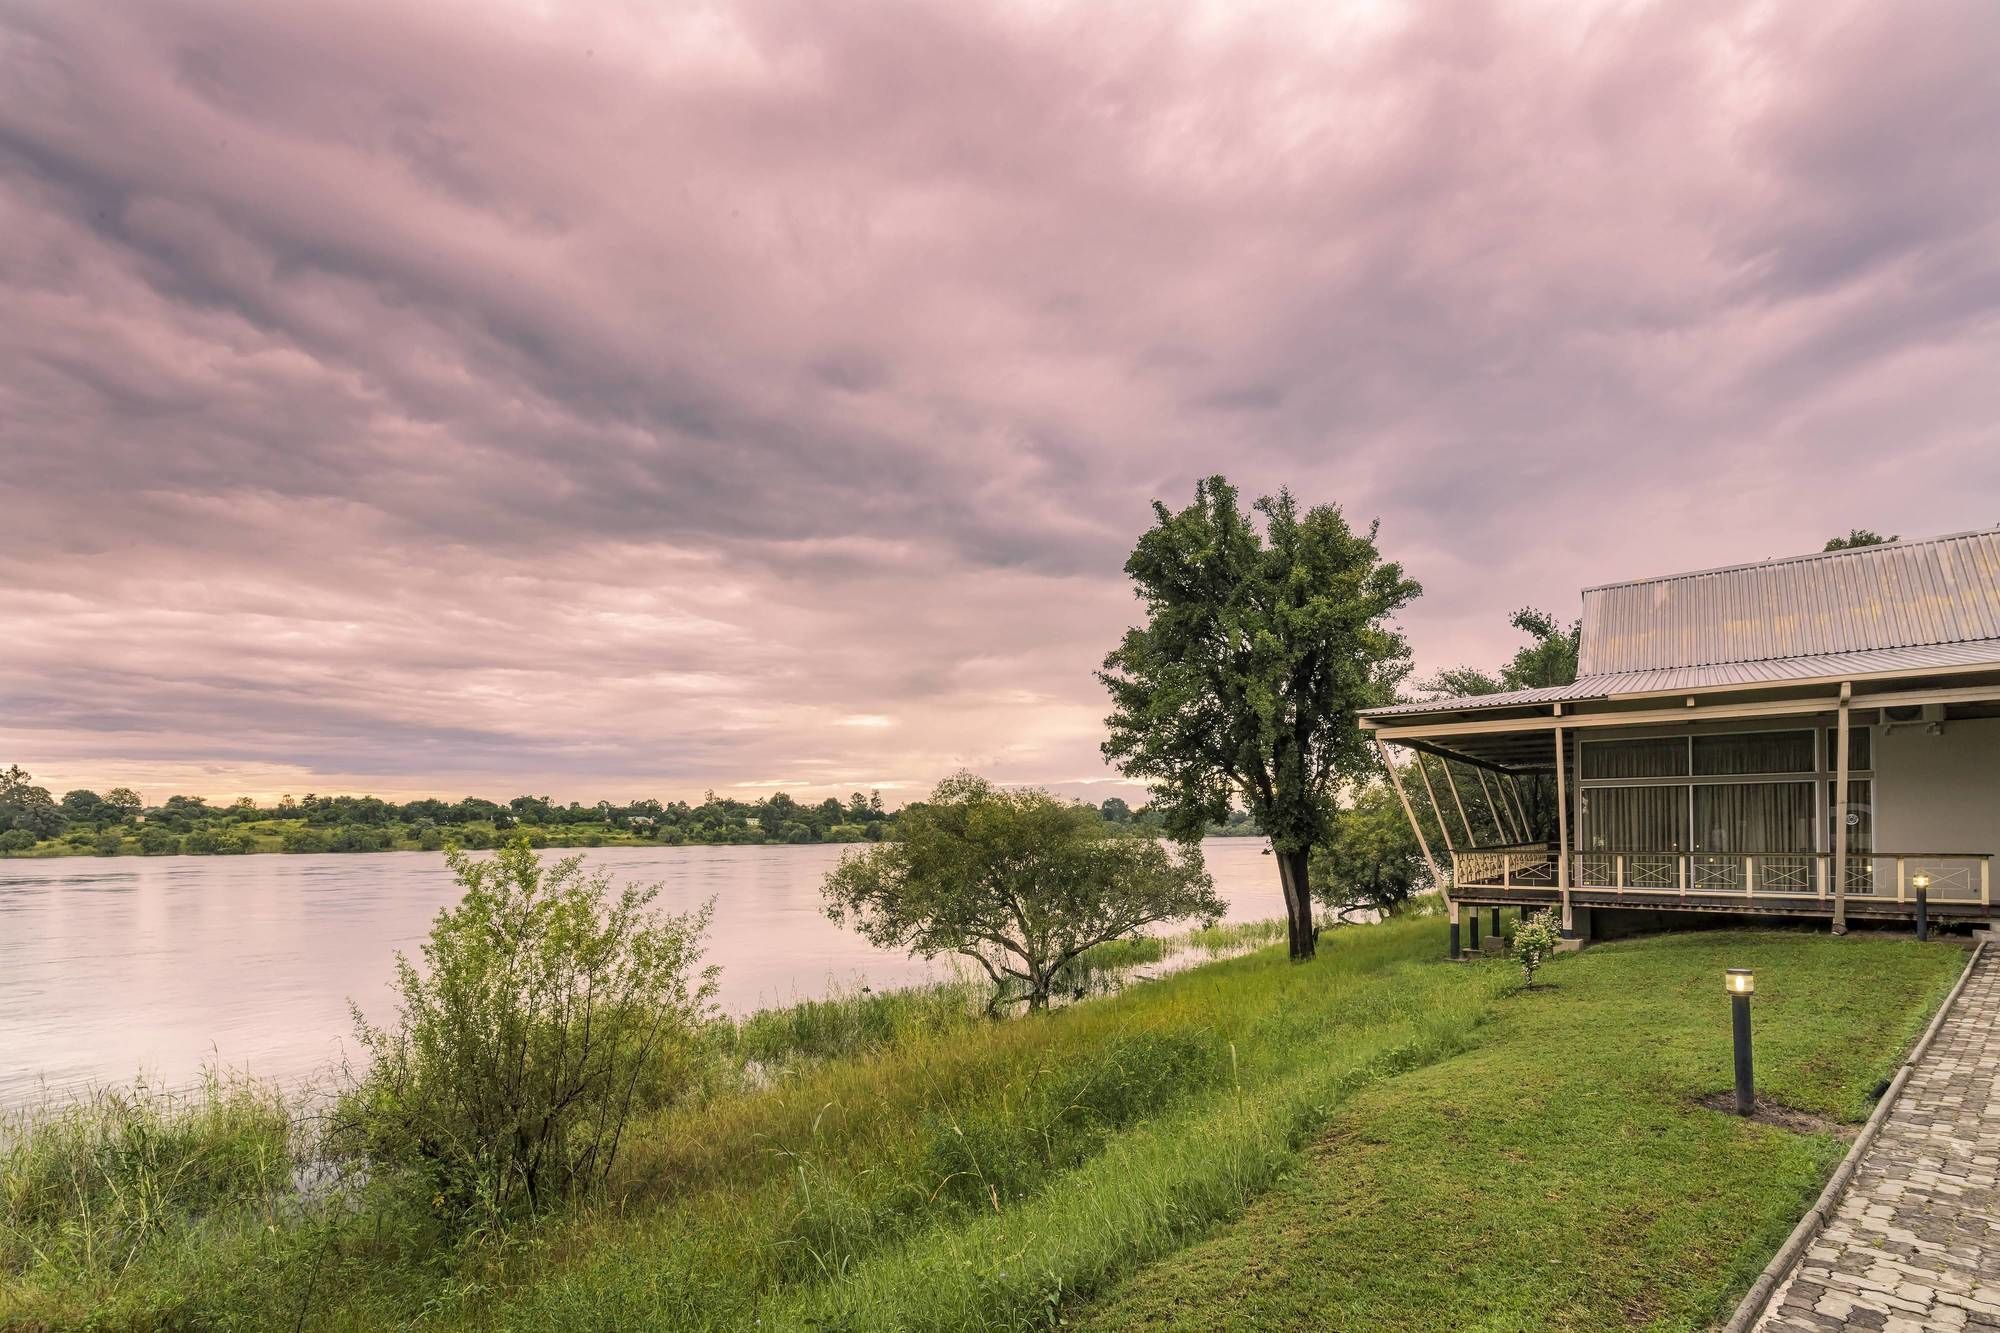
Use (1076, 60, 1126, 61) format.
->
(0, 839, 1277, 1104)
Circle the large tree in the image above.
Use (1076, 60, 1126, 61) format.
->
(822, 773, 1221, 1011)
(1099, 477, 1421, 960)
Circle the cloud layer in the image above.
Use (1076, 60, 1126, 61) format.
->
(3, 0, 1998, 803)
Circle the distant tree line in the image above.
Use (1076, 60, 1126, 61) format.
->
(0, 769, 1230, 859)
(0, 771, 910, 857)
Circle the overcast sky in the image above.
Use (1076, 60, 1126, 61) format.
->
(3, 0, 1997, 806)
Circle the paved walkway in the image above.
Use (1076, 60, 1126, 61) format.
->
(1758, 946, 2000, 1332)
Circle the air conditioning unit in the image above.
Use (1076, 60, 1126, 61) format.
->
(1883, 703, 1945, 733)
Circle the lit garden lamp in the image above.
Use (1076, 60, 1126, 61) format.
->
(1726, 969, 1755, 1116)
(1912, 872, 1932, 941)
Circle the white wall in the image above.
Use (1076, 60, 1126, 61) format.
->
(1875, 717, 2000, 857)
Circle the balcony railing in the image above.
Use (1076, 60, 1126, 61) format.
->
(1449, 843, 1993, 908)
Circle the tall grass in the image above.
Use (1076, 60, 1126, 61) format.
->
(1, 915, 1485, 1330)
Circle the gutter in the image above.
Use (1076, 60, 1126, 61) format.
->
(1716, 937, 1986, 1333)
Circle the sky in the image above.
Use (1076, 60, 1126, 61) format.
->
(3, 0, 1998, 808)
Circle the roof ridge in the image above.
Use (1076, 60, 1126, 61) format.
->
(1578, 527, 1997, 595)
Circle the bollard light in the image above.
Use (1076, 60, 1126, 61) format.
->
(1913, 872, 1932, 940)
(1726, 969, 1755, 1115)
(1912, 872, 1932, 892)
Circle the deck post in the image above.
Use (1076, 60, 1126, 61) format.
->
(1377, 738, 1445, 894)
(1554, 706, 1573, 937)
(1468, 910, 1480, 950)
(1491, 905, 1501, 936)
(1833, 683, 1852, 936)
(1449, 899, 1462, 960)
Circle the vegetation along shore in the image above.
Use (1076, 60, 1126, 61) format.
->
(0, 830, 1962, 1330)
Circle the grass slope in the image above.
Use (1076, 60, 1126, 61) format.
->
(1080, 929, 1965, 1333)
(0, 920, 1963, 1331)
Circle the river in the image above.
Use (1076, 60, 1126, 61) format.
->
(0, 838, 1278, 1104)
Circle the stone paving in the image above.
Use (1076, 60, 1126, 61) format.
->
(1757, 945, 2000, 1332)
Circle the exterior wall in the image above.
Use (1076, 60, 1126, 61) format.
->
(1875, 717, 2000, 858)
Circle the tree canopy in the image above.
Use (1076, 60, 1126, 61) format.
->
(1823, 529, 1897, 551)
(1099, 476, 1420, 959)
(822, 773, 1222, 1011)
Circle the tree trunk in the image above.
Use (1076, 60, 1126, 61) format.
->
(1276, 847, 1316, 961)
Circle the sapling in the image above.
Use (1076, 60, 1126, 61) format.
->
(1513, 910, 1561, 987)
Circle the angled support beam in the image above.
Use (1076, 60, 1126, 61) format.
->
(1377, 736, 1444, 892)
(1414, 753, 1458, 855)
(1439, 759, 1477, 848)
(1474, 767, 1516, 843)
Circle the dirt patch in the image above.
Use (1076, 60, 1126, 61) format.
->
(1695, 1092, 1854, 1137)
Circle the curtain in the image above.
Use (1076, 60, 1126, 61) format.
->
(1694, 782, 1816, 852)
(1581, 737, 1689, 779)
(1693, 730, 1814, 776)
(1580, 785, 1688, 851)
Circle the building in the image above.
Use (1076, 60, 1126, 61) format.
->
(1360, 531, 2000, 946)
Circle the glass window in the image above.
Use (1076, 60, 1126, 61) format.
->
(1692, 730, 1814, 776)
(1826, 779, 1873, 853)
(1824, 727, 1872, 771)
(1581, 737, 1689, 779)
(1579, 785, 1687, 851)
(1693, 782, 1816, 852)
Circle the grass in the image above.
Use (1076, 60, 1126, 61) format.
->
(0, 920, 1966, 1331)
(1079, 928, 1966, 1332)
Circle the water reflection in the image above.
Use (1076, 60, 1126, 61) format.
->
(0, 839, 1275, 1102)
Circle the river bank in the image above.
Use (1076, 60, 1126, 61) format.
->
(0, 917, 1963, 1330)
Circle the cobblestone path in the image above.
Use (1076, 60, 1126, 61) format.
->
(1758, 945, 1999, 1332)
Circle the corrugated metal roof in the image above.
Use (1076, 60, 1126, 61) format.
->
(1578, 530, 2000, 675)
(1362, 637, 2000, 720)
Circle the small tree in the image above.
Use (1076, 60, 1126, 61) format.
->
(344, 835, 716, 1224)
(1310, 780, 1440, 923)
(1513, 910, 1561, 988)
(1100, 477, 1421, 960)
(822, 774, 1223, 1012)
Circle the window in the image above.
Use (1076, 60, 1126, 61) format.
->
(1579, 785, 1687, 851)
(1581, 737, 1689, 779)
(1823, 727, 1872, 771)
(1692, 730, 1814, 776)
(1694, 782, 1816, 853)
(1825, 779, 1873, 853)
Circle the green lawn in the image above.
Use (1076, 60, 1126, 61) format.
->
(1079, 929, 1965, 1332)
(0, 919, 1964, 1331)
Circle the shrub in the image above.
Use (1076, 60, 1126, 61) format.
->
(341, 836, 717, 1227)
(1513, 909, 1561, 987)
(0, 828, 37, 853)
(134, 825, 179, 855)
(280, 826, 331, 854)
(93, 829, 123, 856)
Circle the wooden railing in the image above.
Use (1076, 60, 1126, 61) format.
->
(1449, 844, 1993, 908)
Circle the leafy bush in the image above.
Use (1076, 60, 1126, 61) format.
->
(1513, 909, 1561, 987)
(280, 825, 330, 853)
(341, 836, 718, 1226)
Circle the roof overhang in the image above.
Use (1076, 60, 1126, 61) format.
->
(1363, 669, 2000, 774)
